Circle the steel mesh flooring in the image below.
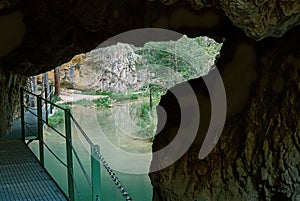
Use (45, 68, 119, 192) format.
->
(0, 140, 67, 201)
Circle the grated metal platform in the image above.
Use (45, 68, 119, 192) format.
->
(0, 139, 67, 201)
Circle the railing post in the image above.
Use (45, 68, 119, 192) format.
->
(91, 145, 101, 201)
(37, 96, 44, 166)
(45, 84, 48, 124)
(20, 88, 25, 142)
(49, 83, 53, 114)
(65, 109, 74, 201)
(149, 85, 153, 113)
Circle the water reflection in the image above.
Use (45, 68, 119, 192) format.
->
(30, 103, 153, 201)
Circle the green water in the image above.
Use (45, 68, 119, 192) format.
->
(29, 104, 153, 201)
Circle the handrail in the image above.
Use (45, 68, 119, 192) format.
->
(25, 107, 38, 117)
(71, 144, 93, 187)
(69, 113, 132, 200)
(23, 104, 66, 139)
(21, 87, 81, 199)
(24, 123, 38, 137)
(22, 88, 67, 111)
(42, 141, 68, 167)
(70, 115, 132, 201)
(41, 118, 66, 139)
(20, 87, 133, 201)
(70, 114, 93, 146)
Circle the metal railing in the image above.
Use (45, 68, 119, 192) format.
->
(20, 87, 132, 201)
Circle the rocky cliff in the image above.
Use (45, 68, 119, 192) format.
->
(60, 43, 146, 93)
(58, 36, 221, 93)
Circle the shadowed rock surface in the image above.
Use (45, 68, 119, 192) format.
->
(159, 0, 300, 40)
(150, 27, 300, 201)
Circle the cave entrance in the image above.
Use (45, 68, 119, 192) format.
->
(25, 31, 222, 201)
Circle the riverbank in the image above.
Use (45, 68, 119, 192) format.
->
(56, 89, 109, 104)
(49, 88, 157, 142)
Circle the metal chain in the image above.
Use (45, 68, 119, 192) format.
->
(93, 147, 133, 201)
(71, 114, 132, 200)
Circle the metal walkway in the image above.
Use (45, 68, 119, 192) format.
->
(0, 139, 67, 201)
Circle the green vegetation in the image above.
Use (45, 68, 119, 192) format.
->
(64, 99, 94, 107)
(48, 109, 65, 127)
(74, 91, 108, 96)
(110, 92, 141, 101)
(132, 35, 222, 141)
(56, 102, 72, 108)
(134, 86, 164, 141)
(52, 95, 62, 103)
(75, 90, 149, 102)
(135, 35, 222, 82)
(137, 102, 156, 133)
(92, 97, 111, 107)
(48, 97, 112, 126)
(48, 35, 221, 139)
(54, 97, 112, 108)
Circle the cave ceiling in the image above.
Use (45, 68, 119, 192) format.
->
(0, 0, 299, 76)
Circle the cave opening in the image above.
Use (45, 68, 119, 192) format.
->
(0, 1, 300, 201)
(16, 29, 223, 201)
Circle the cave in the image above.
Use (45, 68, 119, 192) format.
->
(1, 0, 300, 201)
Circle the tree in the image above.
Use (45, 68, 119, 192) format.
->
(54, 67, 60, 96)
(134, 35, 222, 89)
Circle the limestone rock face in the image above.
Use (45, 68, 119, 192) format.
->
(59, 54, 85, 88)
(160, 0, 300, 40)
(60, 43, 146, 92)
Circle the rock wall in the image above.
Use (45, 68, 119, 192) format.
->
(0, 1, 300, 199)
(158, 0, 300, 40)
(0, 0, 146, 75)
(59, 43, 146, 92)
(1, 0, 300, 76)
(150, 26, 300, 201)
(59, 37, 221, 93)
(0, 69, 27, 135)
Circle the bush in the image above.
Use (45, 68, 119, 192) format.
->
(48, 109, 65, 127)
(92, 97, 111, 107)
(75, 90, 113, 96)
(52, 95, 62, 103)
(137, 102, 157, 140)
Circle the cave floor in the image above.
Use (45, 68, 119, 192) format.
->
(0, 139, 67, 201)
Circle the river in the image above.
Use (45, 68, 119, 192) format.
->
(29, 103, 154, 201)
